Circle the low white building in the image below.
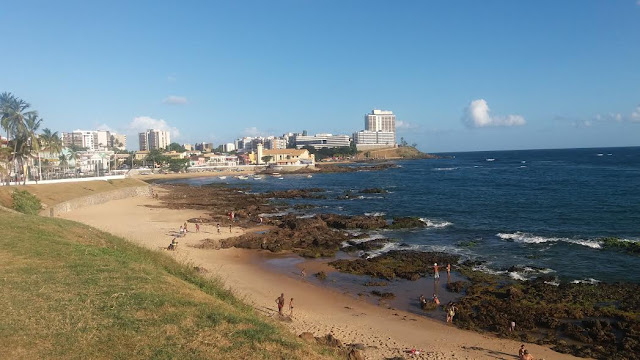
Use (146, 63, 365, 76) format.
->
(294, 133, 351, 149)
(353, 130, 396, 150)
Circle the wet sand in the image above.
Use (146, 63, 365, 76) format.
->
(61, 193, 583, 360)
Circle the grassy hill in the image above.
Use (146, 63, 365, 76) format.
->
(0, 210, 337, 359)
(0, 178, 147, 209)
(353, 146, 436, 160)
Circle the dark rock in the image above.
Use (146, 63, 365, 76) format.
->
(371, 290, 395, 299)
(347, 349, 364, 360)
(299, 332, 315, 343)
(360, 188, 388, 194)
(315, 271, 327, 280)
(329, 250, 460, 280)
(320, 214, 387, 230)
(446, 281, 468, 293)
(387, 217, 425, 229)
(317, 334, 343, 348)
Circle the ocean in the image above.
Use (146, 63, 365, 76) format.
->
(176, 146, 640, 285)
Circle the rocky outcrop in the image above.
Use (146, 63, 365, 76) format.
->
(329, 251, 460, 280)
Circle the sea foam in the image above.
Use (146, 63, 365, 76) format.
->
(419, 218, 453, 228)
(497, 232, 602, 249)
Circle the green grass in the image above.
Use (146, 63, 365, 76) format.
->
(0, 210, 338, 359)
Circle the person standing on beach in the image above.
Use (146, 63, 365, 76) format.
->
(289, 298, 294, 317)
(183, 222, 188, 232)
(217, 224, 220, 234)
(229, 224, 232, 233)
(179, 226, 184, 236)
(275, 293, 285, 315)
(433, 263, 440, 280)
(195, 223, 200, 233)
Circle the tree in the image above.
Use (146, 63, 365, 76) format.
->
(167, 142, 186, 152)
(40, 128, 62, 179)
(399, 137, 409, 147)
(167, 158, 189, 172)
(24, 113, 42, 183)
(0, 93, 36, 183)
(145, 149, 169, 169)
(261, 155, 273, 164)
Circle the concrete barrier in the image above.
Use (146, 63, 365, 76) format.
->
(41, 185, 152, 217)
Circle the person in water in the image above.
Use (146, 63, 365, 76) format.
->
(432, 293, 440, 306)
(433, 263, 440, 280)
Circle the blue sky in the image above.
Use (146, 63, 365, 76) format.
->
(1, 0, 639, 152)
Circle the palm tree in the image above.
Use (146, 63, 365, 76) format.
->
(1, 94, 36, 183)
(40, 128, 62, 179)
(58, 153, 69, 175)
(24, 113, 42, 183)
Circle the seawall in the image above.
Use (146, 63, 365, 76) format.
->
(40, 185, 152, 217)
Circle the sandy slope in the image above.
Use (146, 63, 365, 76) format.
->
(61, 194, 582, 360)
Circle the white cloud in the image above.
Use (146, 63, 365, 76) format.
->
(96, 123, 113, 132)
(242, 127, 263, 137)
(162, 95, 188, 105)
(127, 116, 181, 138)
(631, 105, 640, 122)
(462, 99, 526, 128)
(396, 120, 418, 130)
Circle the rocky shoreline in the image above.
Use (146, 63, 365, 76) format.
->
(153, 183, 640, 360)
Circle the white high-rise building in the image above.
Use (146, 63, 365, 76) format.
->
(365, 109, 396, 133)
(139, 129, 171, 151)
(354, 109, 397, 150)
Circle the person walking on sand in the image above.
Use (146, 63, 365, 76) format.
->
(275, 293, 285, 315)
(217, 224, 220, 234)
(179, 225, 184, 236)
(229, 224, 232, 233)
(195, 223, 200, 233)
(289, 298, 294, 317)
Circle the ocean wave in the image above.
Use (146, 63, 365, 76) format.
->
(433, 167, 458, 171)
(364, 212, 386, 217)
(571, 278, 601, 285)
(365, 243, 469, 259)
(296, 213, 316, 219)
(342, 233, 387, 246)
(497, 232, 602, 249)
(473, 264, 556, 282)
(419, 218, 453, 228)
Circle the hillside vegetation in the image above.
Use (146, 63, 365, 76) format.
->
(0, 178, 147, 209)
(354, 146, 436, 160)
(0, 210, 337, 359)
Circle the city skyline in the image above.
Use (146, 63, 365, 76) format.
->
(1, 1, 639, 152)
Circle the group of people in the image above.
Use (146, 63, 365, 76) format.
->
(168, 221, 202, 250)
(275, 293, 295, 317)
(519, 344, 534, 360)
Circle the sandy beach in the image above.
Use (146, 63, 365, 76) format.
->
(61, 193, 582, 360)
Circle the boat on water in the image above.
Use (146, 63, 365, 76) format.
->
(278, 177, 284, 180)
(306, 175, 312, 178)
(271, 172, 281, 177)
(218, 176, 227, 180)
(486, 158, 496, 162)
(253, 176, 263, 180)
(237, 175, 249, 180)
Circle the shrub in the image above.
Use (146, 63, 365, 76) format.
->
(12, 190, 42, 215)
